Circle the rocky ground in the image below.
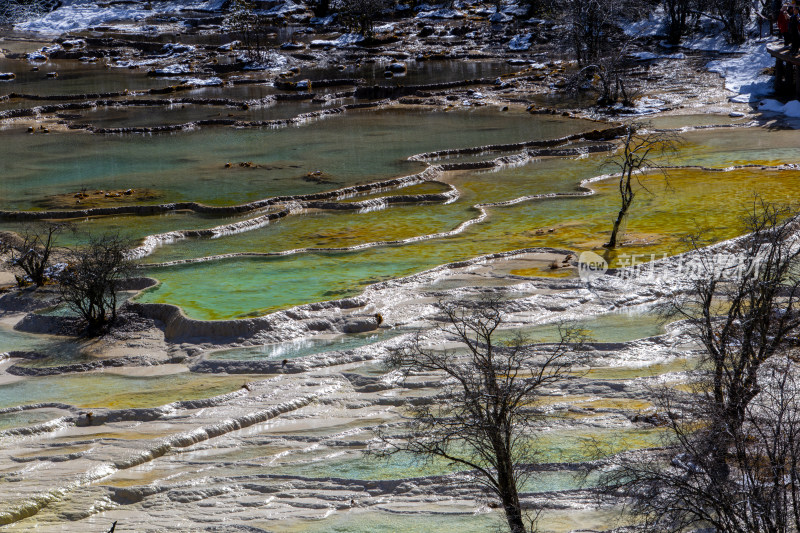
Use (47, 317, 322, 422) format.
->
(0, 0, 762, 133)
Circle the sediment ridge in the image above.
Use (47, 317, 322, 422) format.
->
(0, 378, 344, 525)
(124, 300, 382, 342)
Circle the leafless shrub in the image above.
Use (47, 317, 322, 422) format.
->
(5, 222, 69, 287)
(58, 234, 134, 336)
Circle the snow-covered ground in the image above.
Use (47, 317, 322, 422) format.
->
(623, 11, 667, 38)
(705, 39, 774, 103)
(629, 51, 686, 60)
(759, 99, 800, 117)
(310, 33, 364, 48)
(699, 34, 799, 117)
(14, 0, 225, 34)
(507, 33, 532, 51)
(623, 11, 795, 115)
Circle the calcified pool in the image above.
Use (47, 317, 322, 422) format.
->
(0, 53, 798, 531)
(128, 127, 800, 320)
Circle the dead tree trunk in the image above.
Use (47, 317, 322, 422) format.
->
(606, 164, 635, 248)
(604, 125, 678, 248)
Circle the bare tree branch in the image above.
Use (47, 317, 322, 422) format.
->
(373, 298, 588, 533)
(603, 200, 800, 532)
(58, 233, 134, 336)
(604, 124, 681, 249)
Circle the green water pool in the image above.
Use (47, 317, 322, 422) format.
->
(0, 108, 596, 210)
(3, 97, 800, 323)
(495, 309, 668, 344)
(265, 427, 663, 481)
(137, 162, 800, 319)
(0, 371, 250, 409)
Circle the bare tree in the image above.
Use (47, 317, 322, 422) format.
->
(570, 51, 636, 107)
(663, 0, 695, 44)
(375, 299, 587, 533)
(706, 0, 751, 44)
(671, 202, 800, 466)
(604, 124, 679, 249)
(604, 201, 800, 532)
(58, 234, 134, 335)
(567, 0, 618, 67)
(0, 0, 58, 25)
(337, 0, 386, 36)
(5, 222, 68, 287)
(225, 0, 271, 62)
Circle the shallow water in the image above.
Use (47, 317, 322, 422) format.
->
(0, 371, 248, 409)
(271, 511, 508, 533)
(74, 98, 329, 128)
(0, 107, 592, 210)
(303, 58, 520, 86)
(6, 98, 797, 320)
(673, 127, 800, 167)
(648, 114, 749, 128)
(271, 507, 623, 533)
(138, 163, 800, 319)
(0, 57, 175, 98)
(0, 407, 66, 430)
(0, 322, 83, 357)
(264, 427, 661, 480)
(496, 309, 667, 344)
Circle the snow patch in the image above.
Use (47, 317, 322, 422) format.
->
(242, 52, 289, 71)
(26, 52, 48, 62)
(706, 42, 773, 102)
(622, 10, 666, 37)
(15, 0, 226, 34)
(758, 99, 800, 118)
(489, 12, 514, 23)
(218, 41, 240, 51)
(507, 33, 532, 51)
(180, 77, 224, 87)
(416, 8, 464, 19)
(629, 51, 685, 60)
(501, 4, 528, 16)
(373, 22, 396, 32)
(264, 0, 306, 16)
(162, 43, 196, 56)
(310, 33, 364, 48)
(309, 14, 336, 25)
(62, 39, 85, 49)
(151, 64, 192, 76)
(634, 96, 667, 113)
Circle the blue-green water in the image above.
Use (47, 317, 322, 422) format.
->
(496, 310, 667, 344)
(0, 108, 595, 210)
(0, 371, 249, 409)
(0, 323, 82, 357)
